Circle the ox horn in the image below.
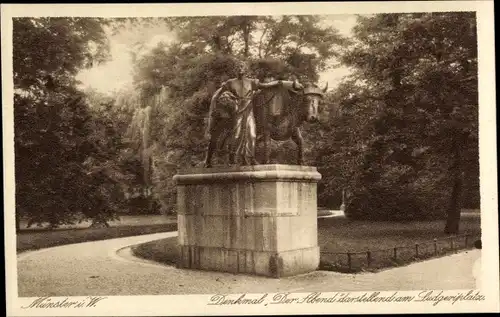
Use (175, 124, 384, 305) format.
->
(322, 82, 329, 93)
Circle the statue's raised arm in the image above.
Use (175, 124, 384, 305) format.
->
(255, 78, 304, 92)
(255, 79, 283, 89)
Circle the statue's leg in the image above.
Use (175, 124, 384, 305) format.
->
(228, 152, 236, 165)
(228, 131, 237, 166)
(263, 129, 270, 164)
(291, 127, 304, 165)
(249, 156, 258, 166)
(248, 113, 258, 166)
(242, 154, 250, 166)
(230, 114, 245, 166)
(243, 150, 257, 166)
(228, 148, 236, 165)
(204, 138, 216, 168)
(255, 105, 268, 164)
(219, 132, 230, 165)
(204, 125, 221, 168)
(261, 115, 271, 164)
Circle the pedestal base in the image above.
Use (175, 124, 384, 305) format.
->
(173, 164, 321, 278)
(178, 245, 320, 278)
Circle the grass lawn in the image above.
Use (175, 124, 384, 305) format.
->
(317, 213, 481, 272)
(17, 222, 177, 253)
(317, 213, 480, 252)
(18, 215, 176, 230)
(132, 213, 481, 273)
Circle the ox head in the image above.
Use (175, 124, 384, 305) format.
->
(300, 82, 328, 123)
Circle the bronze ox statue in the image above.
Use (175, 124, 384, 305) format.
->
(204, 70, 327, 167)
(253, 80, 327, 165)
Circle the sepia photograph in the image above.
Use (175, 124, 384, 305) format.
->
(3, 1, 498, 316)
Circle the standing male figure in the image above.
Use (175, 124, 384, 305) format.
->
(204, 62, 284, 167)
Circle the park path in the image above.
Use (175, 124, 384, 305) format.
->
(17, 232, 481, 297)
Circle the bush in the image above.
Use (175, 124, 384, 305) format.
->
(345, 183, 448, 221)
(344, 159, 450, 221)
(126, 195, 163, 215)
(151, 156, 178, 215)
(346, 187, 418, 221)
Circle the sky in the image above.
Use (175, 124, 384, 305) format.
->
(76, 15, 358, 95)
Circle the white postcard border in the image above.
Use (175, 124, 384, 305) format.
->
(2, 1, 498, 315)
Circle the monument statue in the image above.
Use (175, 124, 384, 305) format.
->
(204, 62, 285, 168)
(253, 80, 328, 165)
(204, 61, 327, 167)
(178, 65, 327, 278)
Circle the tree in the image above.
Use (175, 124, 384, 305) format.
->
(13, 18, 135, 229)
(326, 13, 478, 231)
(13, 18, 110, 91)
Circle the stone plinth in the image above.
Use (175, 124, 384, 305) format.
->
(173, 164, 321, 278)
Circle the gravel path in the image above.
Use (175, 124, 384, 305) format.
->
(17, 232, 481, 297)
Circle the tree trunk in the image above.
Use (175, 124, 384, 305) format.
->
(243, 21, 250, 57)
(212, 35, 222, 52)
(444, 136, 463, 234)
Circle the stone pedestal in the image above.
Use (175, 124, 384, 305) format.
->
(173, 164, 321, 278)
